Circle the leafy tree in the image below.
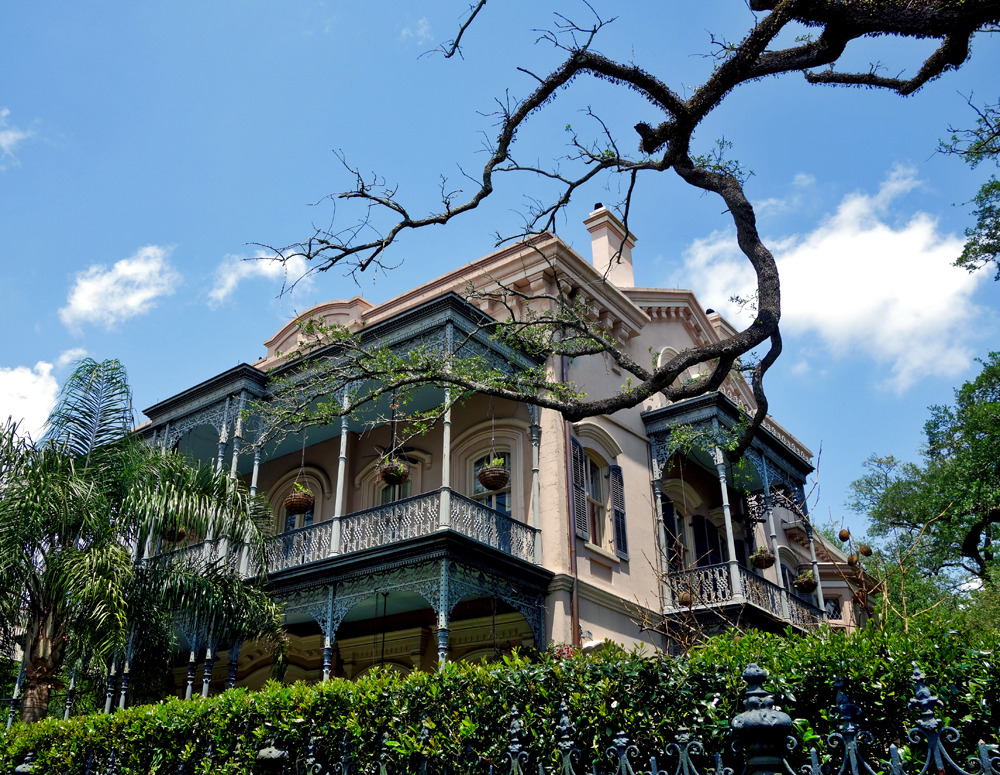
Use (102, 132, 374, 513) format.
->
(942, 97, 1000, 278)
(849, 353, 1000, 590)
(257, 1, 1000, 457)
(0, 359, 282, 723)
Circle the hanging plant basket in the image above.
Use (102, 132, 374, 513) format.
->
(793, 575, 818, 593)
(749, 549, 776, 569)
(284, 490, 315, 515)
(477, 464, 510, 491)
(162, 525, 187, 543)
(378, 459, 410, 486)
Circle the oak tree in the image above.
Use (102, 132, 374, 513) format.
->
(262, 1, 1000, 457)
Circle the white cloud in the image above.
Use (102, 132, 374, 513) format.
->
(679, 165, 984, 392)
(0, 107, 35, 169)
(60, 246, 181, 331)
(0, 361, 59, 440)
(56, 348, 88, 368)
(755, 171, 816, 215)
(208, 251, 313, 307)
(399, 17, 433, 45)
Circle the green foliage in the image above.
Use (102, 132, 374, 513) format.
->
(2, 628, 998, 774)
(850, 353, 1000, 585)
(941, 97, 1000, 279)
(957, 176, 1000, 278)
(0, 359, 282, 722)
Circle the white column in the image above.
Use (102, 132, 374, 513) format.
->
(805, 519, 828, 621)
(330, 391, 350, 556)
(438, 387, 452, 530)
(229, 390, 247, 478)
(713, 448, 744, 603)
(761, 461, 791, 621)
(530, 410, 542, 564)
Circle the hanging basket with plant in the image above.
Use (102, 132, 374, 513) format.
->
(749, 548, 776, 569)
(792, 570, 818, 593)
(378, 458, 410, 486)
(477, 456, 510, 491)
(284, 481, 315, 515)
(161, 522, 187, 543)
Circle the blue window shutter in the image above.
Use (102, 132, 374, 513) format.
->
(610, 464, 628, 560)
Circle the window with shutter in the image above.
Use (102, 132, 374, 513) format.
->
(610, 465, 628, 560)
(571, 438, 589, 538)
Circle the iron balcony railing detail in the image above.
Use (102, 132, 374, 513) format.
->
(666, 561, 822, 628)
(449, 492, 537, 563)
(339, 492, 439, 555)
(266, 519, 337, 574)
(258, 489, 535, 574)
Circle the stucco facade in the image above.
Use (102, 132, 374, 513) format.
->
(140, 206, 862, 695)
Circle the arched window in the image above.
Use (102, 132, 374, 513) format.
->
(451, 419, 527, 520)
(471, 450, 511, 515)
(269, 466, 330, 535)
(379, 478, 412, 505)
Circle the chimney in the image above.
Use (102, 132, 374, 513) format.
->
(583, 203, 636, 287)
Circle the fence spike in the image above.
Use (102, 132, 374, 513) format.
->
(731, 664, 794, 775)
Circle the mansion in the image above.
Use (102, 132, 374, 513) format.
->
(139, 206, 863, 693)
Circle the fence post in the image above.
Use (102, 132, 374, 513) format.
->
(731, 664, 794, 775)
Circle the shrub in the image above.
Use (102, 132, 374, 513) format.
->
(2, 625, 997, 774)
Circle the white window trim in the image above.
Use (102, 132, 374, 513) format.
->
(269, 465, 332, 532)
(451, 419, 527, 521)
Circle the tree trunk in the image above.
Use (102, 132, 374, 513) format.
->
(19, 670, 54, 724)
(20, 614, 65, 724)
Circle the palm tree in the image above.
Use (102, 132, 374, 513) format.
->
(0, 359, 282, 723)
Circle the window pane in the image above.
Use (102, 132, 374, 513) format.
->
(494, 491, 510, 516)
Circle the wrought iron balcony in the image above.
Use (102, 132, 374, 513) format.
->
(665, 561, 823, 629)
(265, 489, 538, 574)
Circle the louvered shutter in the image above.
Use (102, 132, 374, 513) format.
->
(610, 465, 628, 559)
(571, 438, 588, 538)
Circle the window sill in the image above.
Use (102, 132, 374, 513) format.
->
(582, 540, 621, 564)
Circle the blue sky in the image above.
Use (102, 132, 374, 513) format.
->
(2, 1, 998, 532)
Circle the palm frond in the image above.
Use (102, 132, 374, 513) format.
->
(42, 358, 134, 461)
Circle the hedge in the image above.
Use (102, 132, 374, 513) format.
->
(2, 625, 997, 774)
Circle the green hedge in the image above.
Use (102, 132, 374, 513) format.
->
(2, 626, 997, 774)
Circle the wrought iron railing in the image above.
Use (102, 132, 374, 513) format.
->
(786, 592, 824, 628)
(738, 565, 784, 615)
(666, 563, 732, 607)
(449, 492, 537, 563)
(156, 490, 537, 577)
(666, 562, 822, 628)
(14, 662, 993, 774)
(338, 492, 440, 554)
(266, 519, 337, 574)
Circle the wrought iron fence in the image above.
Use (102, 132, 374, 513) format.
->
(10, 662, 996, 775)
